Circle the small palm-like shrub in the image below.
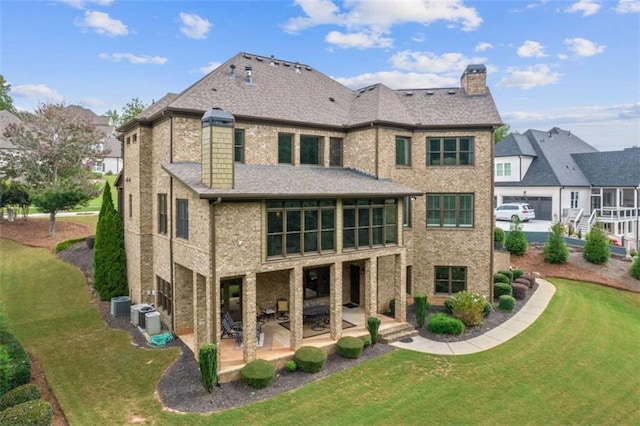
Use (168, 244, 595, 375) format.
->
(631, 255, 640, 280)
(583, 223, 610, 265)
(285, 360, 297, 372)
(294, 346, 326, 373)
(366, 316, 381, 344)
(493, 273, 510, 284)
(414, 293, 428, 329)
(511, 268, 524, 280)
(498, 295, 516, 312)
(198, 343, 217, 393)
(0, 384, 40, 411)
(0, 400, 53, 426)
(449, 291, 485, 327)
(427, 313, 465, 335)
(336, 336, 364, 359)
(512, 283, 528, 300)
(498, 270, 513, 283)
(494, 282, 512, 298)
(543, 221, 569, 264)
(240, 359, 275, 389)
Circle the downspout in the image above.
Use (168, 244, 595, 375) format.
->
(210, 197, 221, 345)
(519, 156, 523, 181)
(559, 186, 564, 221)
(489, 127, 496, 301)
(169, 116, 175, 332)
(374, 123, 379, 178)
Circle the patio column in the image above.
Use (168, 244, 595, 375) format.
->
(242, 273, 257, 363)
(364, 256, 378, 318)
(213, 274, 221, 345)
(394, 252, 407, 323)
(289, 266, 303, 350)
(330, 262, 343, 340)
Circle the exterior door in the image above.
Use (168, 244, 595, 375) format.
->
(220, 278, 242, 322)
(350, 265, 360, 305)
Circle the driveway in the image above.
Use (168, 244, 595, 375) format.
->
(495, 219, 552, 233)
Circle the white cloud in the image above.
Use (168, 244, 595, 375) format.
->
(411, 33, 425, 42)
(11, 84, 64, 102)
(557, 53, 569, 60)
(564, 37, 605, 57)
(616, 0, 640, 13)
(335, 70, 456, 90)
(517, 41, 547, 58)
(179, 13, 212, 40)
(199, 62, 222, 74)
(59, 0, 114, 9)
(390, 50, 486, 74)
(475, 42, 493, 52)
(99, 53, 167, 64)
(496, 65, 561, 89)
(325, 30, 392, 49)
(284, 0, 483, 49)
(565, 0, 601, 16)
(79, 97, 107, 108)
(76, 11, 128, 36)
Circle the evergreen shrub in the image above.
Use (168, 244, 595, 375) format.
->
(494, 282, 512, 299)
(427, 313, 465, 335)
(0, 399, 52, 425)
(512, 283, 528, 300)
(240, 359, 275, 389)
(583, 223, 610, 265)
(493, 273, 510, 284)
(336, 336, 364, 359)
(366, 317, 381, 344)
(0, 384, 40, 411)
(294, 346, 326, 373)
(498, 295, 516, 312)
(543, 221, 569, 264)
(198, 344, 217, 393)
(413, 293, 428, 329)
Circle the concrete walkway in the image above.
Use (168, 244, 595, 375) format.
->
(391, 279, 556, 355)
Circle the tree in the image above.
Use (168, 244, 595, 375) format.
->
(630, 254, 640, 280)
(543, 220, 569, 264)
(505, 217, 528, 256)
(93, 183, 128, 300)
(0, 179, 30, 219)
(0, 75, 16, 113)
(112, 97, 147, 128)
(583, 222, 610, 265)
(494, 123, 510, 144)
(0, 102, 103, 236)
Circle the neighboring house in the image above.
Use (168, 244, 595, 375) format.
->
(118, 52, 501, 368)
(494, 127, 640, 250)
(0, 110, 21, 165)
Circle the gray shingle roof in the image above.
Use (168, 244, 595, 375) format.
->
(103, 138, 122, 158)
(136, 93, 179, 120)
(163, 163, 423, 200)
(495, 133, 537, 157)
(573, 147, 640, 186)
(135, 52, 501, 129)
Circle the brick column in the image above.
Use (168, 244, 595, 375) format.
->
(364, 256, 378, 318)
(330, 262, 343, 340)
(289, 266, 303, 350)
(394, 252, 407, 322)
(242, 273, 257, 363)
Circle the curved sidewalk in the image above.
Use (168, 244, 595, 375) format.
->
(391, 279, 556, 355)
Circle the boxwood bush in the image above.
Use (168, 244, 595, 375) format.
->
(0, 399, 52, 426)
(521, 274, 537, 286)
(511, 268, 524, 280)
(240, 359, 275, 389)
(514, 277, 532, 288)
(361, 335, 372, 347)
(336, 336, 364, 359)
(0, 384, 40, 411)
(293, 346, 327, 373)
(483, 300, 493, 318)
(284, 360, 297, 372)
(498, 295, 516, 312)
(497, 270, 513, 283)
(512, 283, 528, 300)
(630, 255, 640, 280)
(0, 331, 31, 390)
(494, 282, 512, 299)
(427, 313, 465, 335)
(493, 273, 510, 284)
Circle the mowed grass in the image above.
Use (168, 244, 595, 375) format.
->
(1, 235, 639, 425)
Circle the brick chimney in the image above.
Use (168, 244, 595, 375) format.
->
(201, 108, 235, 189)
(461, 64, 487, 96)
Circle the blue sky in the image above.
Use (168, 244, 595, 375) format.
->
(1, 0, 638, 151)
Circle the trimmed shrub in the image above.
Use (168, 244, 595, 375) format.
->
(0, 399, 52, 425)
(521, 274, 537, 287)
(514, 277, 532, 288)
(498, 295, 516, 312)
(198, 343, 217, 393)
(483, 301, 493, 318)
(494, 227, 505, 249)
(444, 297, 455, 313)
(284, 360, 297, 372)
(0, 331, 30, 390)
(543, 221, 569, 264)
(361, 336, 372, 347)
(336, 336, 364, 359)
(240, 359, 275, 389)
(493, 273, 510, 284)
(511, 268, 524, 280)
(583, 223, 610, 265)
(413, 293, 428, 329)
(54, 237, 87, 253)
(498, 270, 513, 283)
(494, 282, 512, 299)
(366, 317, 381, 345)
(505, 229, 528, 256)
(86, 235, 95, 249)
(450, 291, 485, 327)
(631, 255, 640, 280)
(0, 346, 9, 396)
(512, 283, 528, 300)
(389, 298, 396, 317)
(0, 384, 40, 411)
(427, 313, 465, 335)
(294, 346, 326, 374)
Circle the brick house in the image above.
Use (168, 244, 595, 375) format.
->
(118, 52, 501, 373)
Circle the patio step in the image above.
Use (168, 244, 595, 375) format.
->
(378, 322, 418, 344)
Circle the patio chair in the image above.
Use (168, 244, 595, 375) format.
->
(276, 298, 289, 320)
(221, 312, 242, 339)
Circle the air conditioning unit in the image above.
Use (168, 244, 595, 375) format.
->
(138, 306, 156, 329)
(131, 303, 152, 326)
(110, 296, 131, 317)
(145, 311, 161, 336)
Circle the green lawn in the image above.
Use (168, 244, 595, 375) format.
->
(25, 174, 118, 214)
(1, 238, 638, 425)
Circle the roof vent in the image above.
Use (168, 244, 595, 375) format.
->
(426, 90, 434, 95)
(243, 54, 251, 59)
(229, 64, 236, 78)
(367, 86, 375, 91)
(447, 89, 456, 95)
(295, 63, 301, 74)
(305, 66, 312, 71)
(329, 97, 335, 102)
(269, 55, 275, 66)
(255, 56, 263, 62)
(405, 91, 413, 96)
(283, 62, 290, 67)
(244, 66, 253, 84)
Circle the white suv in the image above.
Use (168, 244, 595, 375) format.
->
(494, 203, 535, 222)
